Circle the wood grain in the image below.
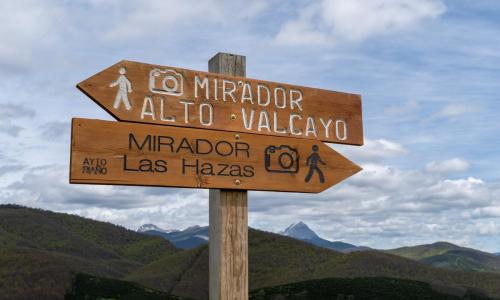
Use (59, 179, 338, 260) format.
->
(209, 189, 248, 300)
(209, 53, 248, 300)
(77, 59, 363, 145)
(69, 117, 361, 193)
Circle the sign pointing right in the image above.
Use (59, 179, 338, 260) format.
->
(70, 118, 361, 193)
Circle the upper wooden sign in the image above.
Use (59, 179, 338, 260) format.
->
(77, 60, 363, 145)
(70, 118, 361, 193)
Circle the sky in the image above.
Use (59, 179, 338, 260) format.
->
(0, 0, 499, 252)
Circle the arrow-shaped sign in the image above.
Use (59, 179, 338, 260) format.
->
(77, 60, 363, 145)
(70, 118, 361, 193)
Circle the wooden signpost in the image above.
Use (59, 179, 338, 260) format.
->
(77, 60, 363, 145)
(208, 54, 248, 300)
(71, 53, 363, 300)
(70, 118, 360, 193)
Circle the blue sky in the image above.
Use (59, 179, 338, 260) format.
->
(1, 0, 499, 252)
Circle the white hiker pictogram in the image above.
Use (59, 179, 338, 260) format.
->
(109, 67, 132, 110)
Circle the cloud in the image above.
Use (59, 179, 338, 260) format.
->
(0, 164, 208, 230)
(276, 0, 446, 46)
(2, 156, 499, 251)
(433, 103, 480, 120)
(0, 164, 26, 177)
(82, 0, 269, 42)
(95, 0, 220, 41)
(0, 103, 35, 119)
(469, 206, 500, 219)
(274, 4, 331, 46)
(4, 165, 200, 210)
(426, 158, 470, 174)
(0, 103, 36, 137)
(39, 121, 70, 140)
(0, 0, 499, 253)
(0, 0, 270, 72)
(250, 162, 498, 250)
(0, 0, 64, 69)
(334, 138, 407, 163)
(0, 124, 24, 138)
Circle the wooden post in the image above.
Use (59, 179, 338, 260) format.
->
(209, 53, 248, 300)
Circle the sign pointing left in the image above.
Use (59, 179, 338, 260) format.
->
(77, 60, 363, 145)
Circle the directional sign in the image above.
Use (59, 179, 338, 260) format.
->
(77, 60, 363, 145)
(70, 118, 361, 193)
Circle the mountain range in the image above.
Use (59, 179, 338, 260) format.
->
(139, 220, 500, 272)
(138, 220, 368, 252)
(386, 242, 500, 273)
(280, 221, 369, 252)
(137, 223, 178, 234)
(140, 224, 209, 249)
(3, 204, 500, 300)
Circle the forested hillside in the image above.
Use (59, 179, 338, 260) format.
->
(2, 205, 500, 300)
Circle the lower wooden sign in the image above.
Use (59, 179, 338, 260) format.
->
(70, 118, 361, 193)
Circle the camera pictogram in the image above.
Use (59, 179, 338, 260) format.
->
(264, 145, 299, 174)
(149, 68, 184, 96)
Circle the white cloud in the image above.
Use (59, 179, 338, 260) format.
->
(0, 164, 26, 178)
(250, 162, 498, 250)
(0, 0, 499, 253)
(274, 4, 331, 46)
(0, 0, 64, 69)
(0, 103, 35, 119)
(96, 0, 220, 41)
(320, 0, 446, 41)
(3, 165, 200, 210)
(0, 103, 36, 137)
(276, 0, 446, 46)
(84, 0, 269, 42)
(433, 103, 480, 120)
(426, 158, 470, 174)
(469, 207, 500, 219)
(39, 121, 70, 140)
(334, 138, 407, 162)
(0, 164, 209, 230)
(2, 156, 499, 251)
(0, 0, 269, 69)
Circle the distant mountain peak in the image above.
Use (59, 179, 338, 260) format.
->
(279, 221, 363, 252)
(281, 221, 319, 240)
(184, 225, 201, 232)
(137, 224, 178, 234)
